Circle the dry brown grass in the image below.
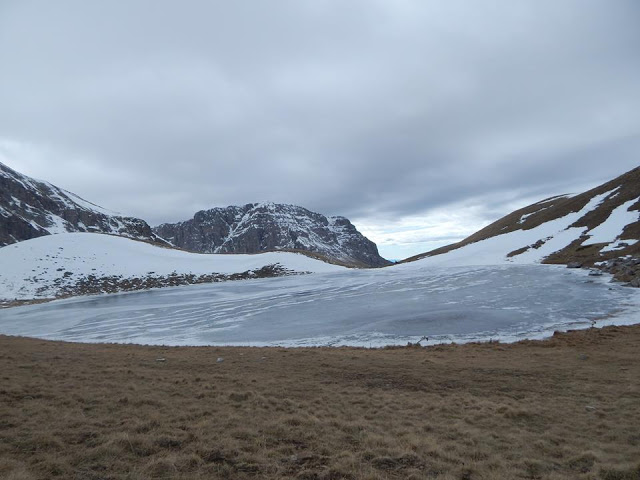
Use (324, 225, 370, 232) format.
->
(1, 326, 640, 479)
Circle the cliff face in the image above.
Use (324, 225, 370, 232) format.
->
(0, 162, 167, 247)
(154, 202, 390, 268)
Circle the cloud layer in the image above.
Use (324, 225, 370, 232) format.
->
(1, 0, 638, 257)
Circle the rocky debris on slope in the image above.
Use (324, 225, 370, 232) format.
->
(0, 161, 168, 247)
(13, 264, 300, 302)
(154, 202, 390, 268)
(0, 298, 51, 309)
(596, 257, 640, 287)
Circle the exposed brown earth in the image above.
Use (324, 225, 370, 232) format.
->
(1, 326, 639, 479)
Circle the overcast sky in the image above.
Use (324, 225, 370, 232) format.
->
(1, 1, 639, 259)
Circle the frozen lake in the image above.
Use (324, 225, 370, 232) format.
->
(0, 264, 638, 346)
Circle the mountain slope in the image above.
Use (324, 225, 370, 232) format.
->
(0, 233, 345, 302)
(0, 161, 167, 247)
(154, 202, 390, 268)
(402, 167, 640, 277)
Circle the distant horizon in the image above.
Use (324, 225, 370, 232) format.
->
(2, 157, 635, 259)
(1, 1, 638, 259)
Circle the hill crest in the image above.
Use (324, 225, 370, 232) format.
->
(402, 166, 640, 281)
(154, 202, 390, 268)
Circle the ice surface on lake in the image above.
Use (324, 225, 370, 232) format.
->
(0, 264, 638, 347)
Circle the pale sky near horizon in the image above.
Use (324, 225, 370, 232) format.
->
(1, 1, 639, 259)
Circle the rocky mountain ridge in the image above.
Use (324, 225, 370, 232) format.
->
(0, 161, 167, 247)
(154, 203, 390, 268)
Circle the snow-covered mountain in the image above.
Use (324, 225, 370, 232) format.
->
(0, 161, 167, 247)
(404, 166, 640, 283)
(154, 203, 390, 268)
(0, 233, 345, 302)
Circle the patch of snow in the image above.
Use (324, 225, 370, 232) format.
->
(533, 193, 573, 205)
(601, 239, 639, 253)
(517, 203, 558, 224)
(518, 211, 536, 224)
(582, 197, 639, 246)
(45, 214, 73, 234)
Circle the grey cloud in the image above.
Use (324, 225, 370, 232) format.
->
(0, 0, 638, 233)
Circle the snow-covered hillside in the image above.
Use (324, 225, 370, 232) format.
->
(405, 167, 640, 275)
(0, 233, 345, 301)
(0, 161, 167, 247)
(154, 202, 390, 268)
(405, 189, 637, 267)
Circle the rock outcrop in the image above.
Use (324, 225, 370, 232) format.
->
(0, 161, 167, 247)
(154, 202, 390, 267)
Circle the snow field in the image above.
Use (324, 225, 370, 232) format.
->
(0, 233, 345, 300)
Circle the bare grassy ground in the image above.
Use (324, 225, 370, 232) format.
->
(1, 326, 639, 480)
